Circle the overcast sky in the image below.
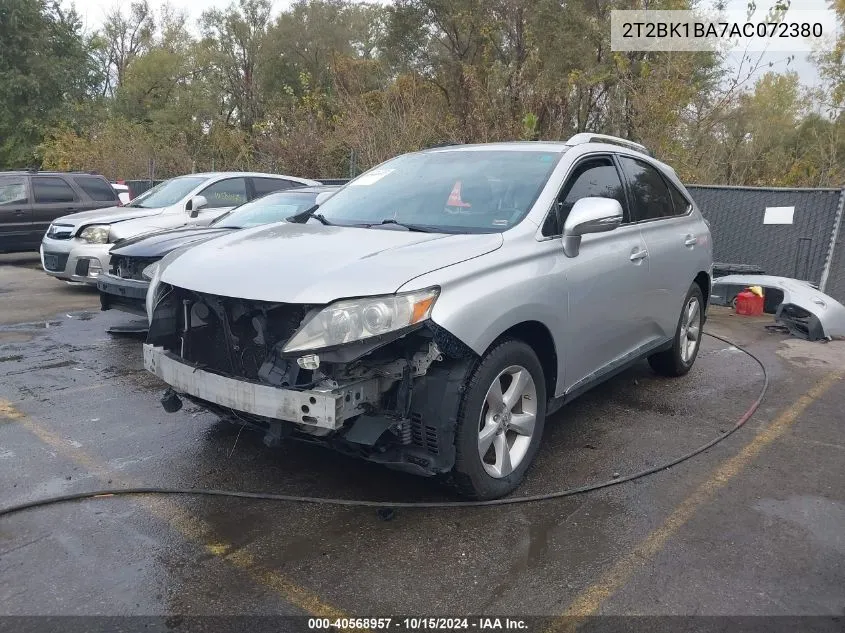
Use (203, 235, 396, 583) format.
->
(65, 0, 831, 87)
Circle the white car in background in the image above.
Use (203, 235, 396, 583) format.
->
(41, 172, 320, 284)
(111, 183, 131, 205)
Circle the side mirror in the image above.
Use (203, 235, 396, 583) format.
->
(187, 195, 209, 218)
(314, 191, 335, 206)
(562, 197, 623, 258)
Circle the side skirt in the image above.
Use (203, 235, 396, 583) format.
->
(546, 338, 673, 416)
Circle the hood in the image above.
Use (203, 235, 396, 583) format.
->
(51, 206, 165, 231)
(110, 227, 235, 258)
(161, 222, 504, 303)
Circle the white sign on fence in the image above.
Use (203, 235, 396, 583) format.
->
(763, 206, 795, 225)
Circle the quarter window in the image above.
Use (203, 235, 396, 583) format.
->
(200, 178, 248, 208)
(73, 176, 119, 202)
(618, 157, 674, 221)
(252, 177, 295, 197)
(668, 181, 692, 215)
(0, 176, 28, 205)
(542, 157, 627, 237)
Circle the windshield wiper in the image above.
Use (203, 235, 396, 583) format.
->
(286, 204, 333, 225)
(367, 219, 433, 233)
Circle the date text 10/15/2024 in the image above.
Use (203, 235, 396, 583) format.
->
(308, 617, 529, 630)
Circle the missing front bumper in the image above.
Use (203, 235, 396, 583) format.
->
(143, 344, 380, 430)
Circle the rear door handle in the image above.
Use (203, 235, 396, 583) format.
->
(684, 235, 697, 247)
(630, 249, 648, 261)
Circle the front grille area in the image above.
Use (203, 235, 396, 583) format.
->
(43, 252, 69, 272)
(110, 255, 161, 280)
(174, 288, 311, 381)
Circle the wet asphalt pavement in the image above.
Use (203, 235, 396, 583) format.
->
(1, 252, 844, 624)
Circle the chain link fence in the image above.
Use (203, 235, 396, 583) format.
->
(687, 185, 845, 303)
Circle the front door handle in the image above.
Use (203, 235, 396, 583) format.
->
(630, 249, 648, 261)
(684, 235, 697, 247)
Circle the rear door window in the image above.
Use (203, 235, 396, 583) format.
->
(251, 177, 295, 198)
(73, 175, 119, 202)
(542, 156, 628, 237)
(617, 157, 675, 221)
(32, 177, 78, 204)
(0, 176, 28, 205)
(200, 178, 248, 208)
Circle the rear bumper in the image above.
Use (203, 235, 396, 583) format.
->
(40, 238, 111, 285)
(98, 273, 148, 316)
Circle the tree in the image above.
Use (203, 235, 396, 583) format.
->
(0, 0, 99, 167)
(99, 0, 155, 96)
(201, 0, 273, 136)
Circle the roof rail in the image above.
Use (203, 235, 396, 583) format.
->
(566, 133, 652, 156)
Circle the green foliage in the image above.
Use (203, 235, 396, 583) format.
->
(0, 0, 100, 167)
(19, 0, 845, 186)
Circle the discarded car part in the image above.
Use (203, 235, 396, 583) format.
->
(712, 274, 845, 340)
(160, 388, 183, 413)
(713, 262, 765, 278)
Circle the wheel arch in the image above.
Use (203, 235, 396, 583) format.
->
(694, 270, 711, 310)
(489, 320, 558, 401)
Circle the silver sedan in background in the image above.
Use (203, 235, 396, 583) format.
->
(40, 172, 319, 284)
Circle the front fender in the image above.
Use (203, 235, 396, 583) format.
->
(399, 233, 566, 394)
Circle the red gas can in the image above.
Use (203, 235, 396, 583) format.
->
(735, 289, 764, 316)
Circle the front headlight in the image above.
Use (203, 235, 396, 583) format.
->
(283, 288, 440, 353)
(78, 225, 110, 244)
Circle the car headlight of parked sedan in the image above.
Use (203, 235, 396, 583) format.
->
(283, 288, 439, 353)
(78, 224, 111, 244)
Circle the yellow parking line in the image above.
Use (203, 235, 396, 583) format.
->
(0, 400, 349, 619)
(548, 370, 842, 631)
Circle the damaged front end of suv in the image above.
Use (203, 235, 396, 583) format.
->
(144, 282, 477, 476)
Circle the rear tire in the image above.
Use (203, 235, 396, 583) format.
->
(648, 283, 705, 377)
(449, 339, 547, 500)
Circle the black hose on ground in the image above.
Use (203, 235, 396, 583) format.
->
(0, 332, 767, 517)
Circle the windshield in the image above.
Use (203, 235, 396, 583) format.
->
(314, 150, 561, 233)
(127, 176, 206, 208)
(212, 190, 321, 228)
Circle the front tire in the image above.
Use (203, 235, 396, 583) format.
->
(649, 283, 705, 377)
(450, 339, 547, 499)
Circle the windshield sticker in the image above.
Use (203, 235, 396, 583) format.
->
(350, 168, 394, 186)
(492, 219, 509, 226)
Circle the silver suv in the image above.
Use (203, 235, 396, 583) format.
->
(143, 135, 712, 499)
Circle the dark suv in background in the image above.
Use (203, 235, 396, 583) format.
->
(0, 171, 120, 253)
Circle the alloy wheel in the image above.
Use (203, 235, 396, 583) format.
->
(679, 296, 701, 363)
(477, 365, 537, 478)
